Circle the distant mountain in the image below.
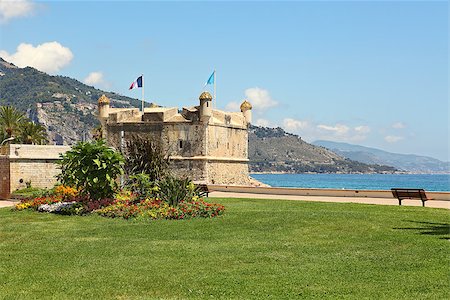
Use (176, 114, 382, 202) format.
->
(0, 58, 140, 144)
(249, 126, 397, 174)
(313, 140, 449, 173)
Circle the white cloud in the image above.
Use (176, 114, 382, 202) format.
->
(392, 122, 406, 129)
(385, 135, 404, 143)
(244, 87, 277, 111)
(0, 41, 73, 73)
(0, 0, 36, 23)
(282, 118, 370, 143)
(225, 101, 240, 112)
(317, 124, 350, 136)
(225, 87, 277, 115)
(84, 71, 104, 86)
(255, 118, 271, 127)
(283, 118, 309, 132)
(354, 125, 371, 134)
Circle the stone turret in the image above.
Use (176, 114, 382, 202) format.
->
(98, 94, 110, 138)
(199, 91, 212, 122)
(240, 100, 252, 125)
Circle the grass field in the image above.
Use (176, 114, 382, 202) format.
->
(1, 198, 449, 299)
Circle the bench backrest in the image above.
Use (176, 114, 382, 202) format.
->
(391, 188, 427, 200)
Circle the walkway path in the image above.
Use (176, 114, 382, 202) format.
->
(2, 193, 448, 209)
(208, 191, 450, 209)
(0, 200, 16, 208)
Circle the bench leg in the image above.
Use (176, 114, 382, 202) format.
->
(399, 199, 402, 206)
(422, 200, 425, 207)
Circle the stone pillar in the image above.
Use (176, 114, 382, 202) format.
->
(98, 95, 110, 139)
(199, 91, 212, 123)
(240, 100, 252, 125)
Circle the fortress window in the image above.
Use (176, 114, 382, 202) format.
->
(207, 102, 209, 107)
(179, 140, 183, 149)
(227, 142, 229, 149)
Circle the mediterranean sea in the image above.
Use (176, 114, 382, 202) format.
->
(251, 173, 450, 192)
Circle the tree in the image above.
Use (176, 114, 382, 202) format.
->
(0, 130, 6, 145)
(17, 121, 48, 145)
(0, 106, 25, 138)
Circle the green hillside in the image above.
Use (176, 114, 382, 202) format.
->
(0, 58, 140, 144)
(249, 125, 398, 173)
(0, 57, 140, 110)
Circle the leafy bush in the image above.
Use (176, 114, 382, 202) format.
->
(125, 173, 159, 201)
(123, 136, 170, 182)
(57, 140, 124, 200)
(157, 176, 201, 207)
(11, 187, 50, 199)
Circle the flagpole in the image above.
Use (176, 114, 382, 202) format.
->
(141, 74, 144, 112)
(213, 69, 216, 109)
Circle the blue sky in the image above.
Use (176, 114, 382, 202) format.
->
(0, 0, 448, 161)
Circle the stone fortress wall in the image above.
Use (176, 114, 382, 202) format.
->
(100, 92, 253, 185)
(0, 92, 253, 199)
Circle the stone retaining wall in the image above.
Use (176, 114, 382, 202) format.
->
(0, 144, 70, 199)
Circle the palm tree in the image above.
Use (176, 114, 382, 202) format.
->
(0, 106, 25, 138)
(0, 129, 6, 144)
(18, 121, 48, 145)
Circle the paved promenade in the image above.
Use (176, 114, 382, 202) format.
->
(2, 193, 448, 209)
(0, 200, 16, 208)
(208, 191, 450, 209)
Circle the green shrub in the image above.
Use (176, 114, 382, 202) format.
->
(123, 136, 170, 182)
(125, 173, 159, 201)
(157, 176, 201, 207)
(12, 187, 51, 199)
(57, 140, 124, 200)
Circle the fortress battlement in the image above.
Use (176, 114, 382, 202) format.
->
(98, 92, 253, 185)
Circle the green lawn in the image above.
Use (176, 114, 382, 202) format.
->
(1, 198, 449, 299)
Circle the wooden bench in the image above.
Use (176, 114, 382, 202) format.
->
(195, 184, 211, 198)
(391, 188, 429, 207)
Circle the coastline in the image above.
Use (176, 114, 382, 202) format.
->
(211, 185, 450, 200)
(208, 185, 450, 209)
(250, 173, 450, 192)
(250, 171, 450, 175)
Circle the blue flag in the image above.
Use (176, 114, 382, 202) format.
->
(205, 71, 215, 85)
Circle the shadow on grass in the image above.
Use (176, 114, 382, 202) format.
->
(394, 221, 450, 240)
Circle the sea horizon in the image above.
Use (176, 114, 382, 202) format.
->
(251, 173, 450, 192)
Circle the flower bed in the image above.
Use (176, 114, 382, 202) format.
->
(96, 197, 225, 220)
(13, 141, 225, 221)
(14, 191, 225, 220)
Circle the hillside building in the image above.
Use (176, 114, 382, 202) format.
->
(98, 92, 253, 185)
